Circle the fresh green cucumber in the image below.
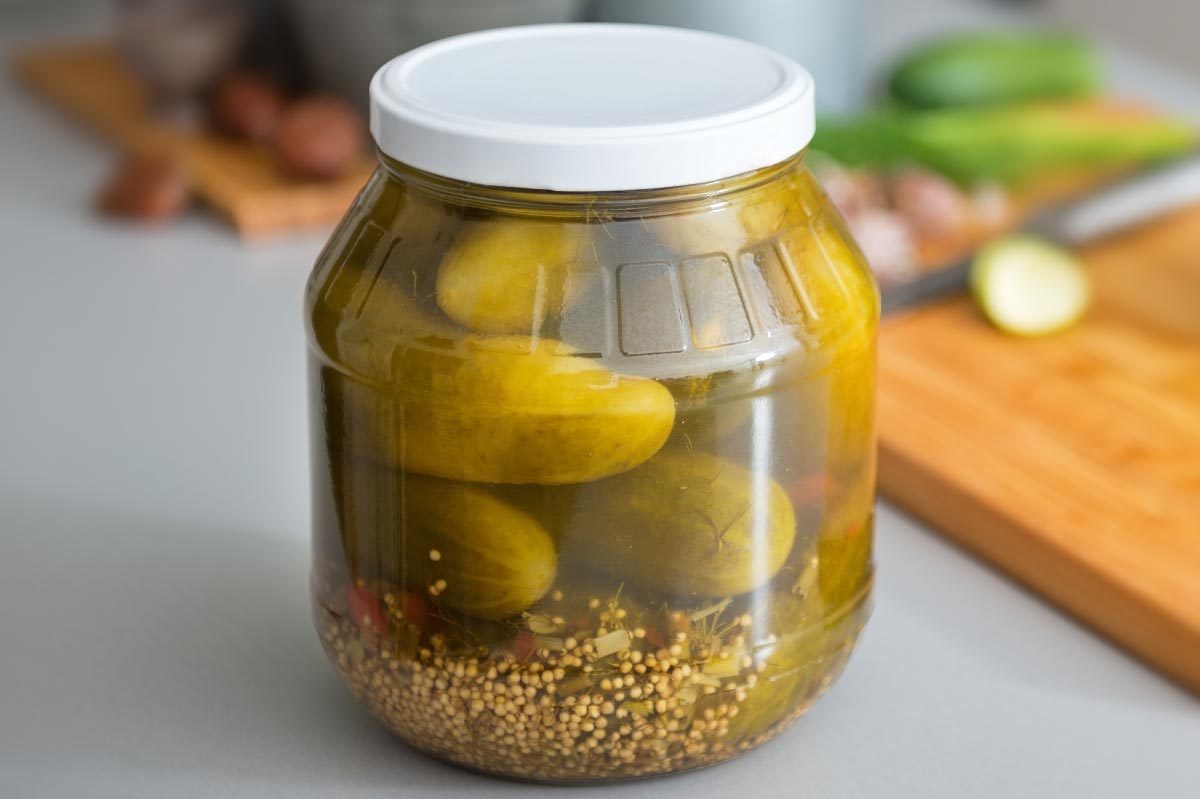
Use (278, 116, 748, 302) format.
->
(970, 236, 1090, 336)
(906, 104, 1198, 185)
(812, 105, 1197, 186)
(889, 32, 1101, 109)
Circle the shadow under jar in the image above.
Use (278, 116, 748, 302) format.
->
(305, 24, 878, 783)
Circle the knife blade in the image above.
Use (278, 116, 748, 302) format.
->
(881, 154, 1200, 314)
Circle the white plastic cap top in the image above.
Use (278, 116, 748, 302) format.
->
(370, 24, 815, 192)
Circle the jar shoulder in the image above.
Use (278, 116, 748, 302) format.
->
(305, 162, 878, 384)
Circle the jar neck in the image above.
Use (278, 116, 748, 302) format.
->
(377, 151, 807, 219)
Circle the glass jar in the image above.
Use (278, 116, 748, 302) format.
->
(305, 24, 877, 782)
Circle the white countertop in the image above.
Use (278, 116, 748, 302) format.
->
(1, 3, 1196, 797)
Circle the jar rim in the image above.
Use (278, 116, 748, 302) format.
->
(378, 150, 808, 217)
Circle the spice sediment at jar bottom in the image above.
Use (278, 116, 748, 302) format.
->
(312, 555, 870, 781)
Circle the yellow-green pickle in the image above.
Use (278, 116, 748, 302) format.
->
(306, 25, 878, 783)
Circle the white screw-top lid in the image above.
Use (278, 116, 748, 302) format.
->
(370, 24, 815, 192)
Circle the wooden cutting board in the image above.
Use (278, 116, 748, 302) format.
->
(877, 204, 1200, 693)
(13, 41, 373, 236)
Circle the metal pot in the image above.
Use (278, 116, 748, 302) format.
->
(593, 0, 866, 113)
(289, 0, 590, 107)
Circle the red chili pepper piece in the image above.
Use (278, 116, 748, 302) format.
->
(643, 626, 667, 649)
(511, 631, 535, 660)
(400, 590, 432, 636)
(791, 473, 838, 508)
(347, 582, 388, 633)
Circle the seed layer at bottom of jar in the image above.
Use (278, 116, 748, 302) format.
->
(314, 575, 869, 781)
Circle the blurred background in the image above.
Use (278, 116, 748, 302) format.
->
(3, 0, 1198, 282)
(1, 1, 1197, 796)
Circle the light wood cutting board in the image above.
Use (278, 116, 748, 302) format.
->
(13, 41, 373, 237)
(877, 204, 1200, 693)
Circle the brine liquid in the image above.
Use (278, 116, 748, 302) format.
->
(306, 159, 877, 781)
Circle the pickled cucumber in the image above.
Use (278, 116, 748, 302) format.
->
(726, 590, 819, 739)
(343, 336, 675, 484)
(663, 372, 757, 451)
(772, 211, 878, 473)
(814, 469, 875, 614)
(667, 465, 871, 739)
(739, 167, 828, 243)
(318, 255, 677, 485)
(495, 483, 579, 544)
(654, 206, 751, 261)
(728, 491, 870, 741)
(727, 584, 866, 740)
(342, 473, 558, 620)
(436, 219, 588, 334)
(824, 351, 876, 482)
(773, 211, 879, 345)
(652, 162, 832, 258)
(569, 450, 796, 598)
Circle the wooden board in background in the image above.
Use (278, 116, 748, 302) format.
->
(878, 204, 1200, 693)
(13, 41, 373, 237)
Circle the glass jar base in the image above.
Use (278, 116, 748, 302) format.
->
(314, 592, 867, 783)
